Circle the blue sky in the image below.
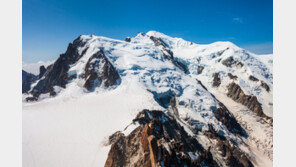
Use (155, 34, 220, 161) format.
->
(23, 0, 273, 63)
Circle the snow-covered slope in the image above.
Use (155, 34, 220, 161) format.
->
(23, 31, 273, 167)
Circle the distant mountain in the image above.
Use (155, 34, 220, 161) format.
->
(22, 60, 54, 75)
(22, 70, 37, 93)
(23, 31, 273, 167)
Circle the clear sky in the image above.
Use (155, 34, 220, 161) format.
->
(23, 0, 273, 63)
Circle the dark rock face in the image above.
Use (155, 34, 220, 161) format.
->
(249, 75, 259, 82)
(124, 37, 131, 42)
(105, 110, 218, 167)
(25, 96, 38, 102)
(149, 36, 168, 47)
(204, 125, 254, 167)
(222, 56, 244, 68)
(149, 36, 188, 74)
(214, 102, 246, 136)
(217, 48, 229, 57)
(39, 65, 46, 79)
(197, 66, 204, 74)
(30, 36, 88, 98)
(83, 50, 120, 91)
(195, 79, 245, 137)
(227, 82, 269, 119)
(261, 81, 270, 92)
(27, 36, 121, 101)
(22, 70, 38, 93)
(212, 73, 221, 87)
(228, 73, 238, 80)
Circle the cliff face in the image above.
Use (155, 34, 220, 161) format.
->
(22, 70, 37, 93)
(227, 82, 272, 124)
(105, 110, 219, 167)
(27, 37, 120, 100)
(83, 50, 120, 91)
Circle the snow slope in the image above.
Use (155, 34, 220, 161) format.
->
(23, 31, 273, 167)
(142, 31, 273, 117)
(23, 78, 162, 167)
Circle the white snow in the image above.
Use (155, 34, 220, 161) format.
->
(23, 78, 162, 167)
(23, 31, 273, 167)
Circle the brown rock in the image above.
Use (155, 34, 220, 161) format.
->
(227, 82, 271, 120)
(227, 73, 238, 80)
(261, 81, 270, 92)
(213, 72, 221, 87)
(83, 50, 120, 91)
(105, 110, 219, 167)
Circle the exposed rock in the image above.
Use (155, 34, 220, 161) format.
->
(212, 72, 221, 87)
(22, 70, 38, 93)
(83, 50, 120, 91)
(39, 65, 46, 79)
(124, 37, 131, 42)
(227, 73, 238, 80)
(214, 102, 246, 136)
(261, 81, 270, 92)
(105, 110, 219, 167)
(217, 48, 229, 57)
(222, 56, 244, 68)
(149, 36, 168, 47)
(227, 82, 270, 119)
(195, 79, 245, 136)
(30, 36, 88, 98)
(249, 75, 259, 82)
(174, 59, 189, 73)
(150, 36, 188, 73)
(25, 96, 38, 102)
(204, 125, 254, 167)
(197, 66, 204, 74)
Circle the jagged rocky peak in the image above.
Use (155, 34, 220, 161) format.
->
(39, 65, 46, 79)
(105, 109, 219, 167)
(27, 35, 121, 101)
(83, 50, 120, 91)
(27, 35, 87, 99)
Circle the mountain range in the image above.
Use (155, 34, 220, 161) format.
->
(22, 31, 273, 167)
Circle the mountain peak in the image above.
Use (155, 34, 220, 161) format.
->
(23, 31, 273, 166)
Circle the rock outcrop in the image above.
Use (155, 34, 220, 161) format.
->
(204, 125, 254, 167)
(22, 70, 38, 93)
(83, 50, 120, 91)
(149, 35, 188, 73)
(214, 102, 246, 136)
(30, 36, 88, 98)
(105, 110, 219, 167)
(248, 75, 259, 82)
(222, 56, 244, 68)
(197, 66, 204, 74)
(213, 72, 221, 87)
(227, 73, 238, 80)
(227, 82, 270, 120)
(39, 65, 46, 79)
(261, 81, 270, 92)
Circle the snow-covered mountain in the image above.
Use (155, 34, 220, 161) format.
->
(23, 31, 273, 167)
